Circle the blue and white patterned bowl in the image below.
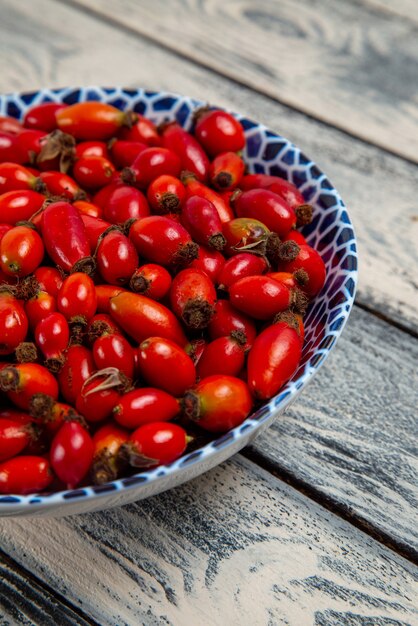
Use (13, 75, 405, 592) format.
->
(0, 88, 357, 516)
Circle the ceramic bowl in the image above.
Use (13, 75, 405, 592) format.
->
(0, 87, 358, 516)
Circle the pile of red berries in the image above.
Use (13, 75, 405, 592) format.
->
(0, 101, 326, 495)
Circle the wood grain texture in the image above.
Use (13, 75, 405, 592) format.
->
(0, 552, 94, 626)
(366, 0, 418, 23)
(1, 457, 418, 626)
(0, 0, 416, 551)
(250, 306, 418, 559)
(65, 0, 418, 164)
(1, 0, 418, 333)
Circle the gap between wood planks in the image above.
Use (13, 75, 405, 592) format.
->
(242, 448, 418, 567)
(60, 0, 418, 168)
(354, 301, 418, 341)
(0, 548, 99, 626)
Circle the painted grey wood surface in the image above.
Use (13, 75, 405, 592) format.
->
(0, 1, 417, 624)
(368, 0, 418, 22)
(2, 0, 418, 335)
(250, 306, 418, 559)
(0, 551, 94, 626)
(1, 457, 418, 626)
(66, 0, 418, 164)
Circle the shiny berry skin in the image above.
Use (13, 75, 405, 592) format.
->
(210, 152, 245, 191)
(194, 109, 245, 157)
(0, 162, 40, 194)
(118, 114, 160, 146)
(0, 224, 12, 247)
(80, 214, 112, 251)
(0, 294, 28, 355)
(161, 122, 210, 182)
(41, 202, 94, 274)
(0, 132, 20, 164)
(241, 174, 306, 208)
(123, 147, 181, 189)
(0, 456, 53, 494)
(229, 276, 292, 320)
(23, 103, 67, 132)
(93, 182, 123, 208)
(33, 266, 63, 297)
(129, 264, 172, 300)
(95, 285, 126, 314)
(0, 225, 44, 277)
(267, 271, 310, 296)
(56, 102, 134, 140)
(75, 140, 109, 159)
(110, 291, 188, 347)
(170, 268, 217, 330)
(208, 300, 257, 351)
(147, 175, 186, 214)
(190, 245, 225, 283)
(93, 333, 135, 379)
(183, 375, 252, 433)
(35, 312, 70, 370)
(129, 216, 198, 268)
(283, 230, 308, 246)
(182, 174, 234, 223)
(38, 171, 84, 200)
(0, 115, 23, 135)
(0, 223, 13, 245)
(73, 200, 103, 218)
(50, 422, 94, 488)
(73, 155, 115, 189)
(15, 129, 46, 164)
(75, 374, 122, 423)
(57, 273, 97, 323)
(234, 189, 296, 238)
(279, 244, 326, 297)
(222, 217, 270, 256)
(181, 195, 226, 251)
(91, 423, 129, 485)
(109, 140, 147, 168)
(113, 388, 179, 430)
(57, 345, 95, 405)
(96, 230, 139, 286)
(0, 363, 59, 410)
(217, 253, 268, 290)
(123, 422, 188, 468)
(197, 333, 246, 379)
(25, 291, 57, 331)
(137, 337, 196, 396)
(102, 185, 150, 224)
(0, 418, 36, 461)
(247, 321, 302, 400)
(110, 139, 149, 168)
(0, 190, 45, 224)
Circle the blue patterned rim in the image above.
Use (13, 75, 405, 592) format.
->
(0, 87, 358, 509)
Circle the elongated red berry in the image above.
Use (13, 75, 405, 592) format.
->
(181, 195, 226, 250)
(170, 268, 217, 330)
(247, 321, 302, 400)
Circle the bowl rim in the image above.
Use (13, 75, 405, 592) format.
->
(0, 86, 358, 511)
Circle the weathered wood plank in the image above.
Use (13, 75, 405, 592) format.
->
(2, 0, 418, 333)
(65, 0, 418, 164)
(0, 0, 417, 550)
(366, 0, 418, 22)
(0, 552, 94, 626)
(1, 457, 417, 625)
(250, 306, 418, 559)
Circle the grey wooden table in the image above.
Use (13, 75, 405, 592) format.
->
(1, 1, 417, 624)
